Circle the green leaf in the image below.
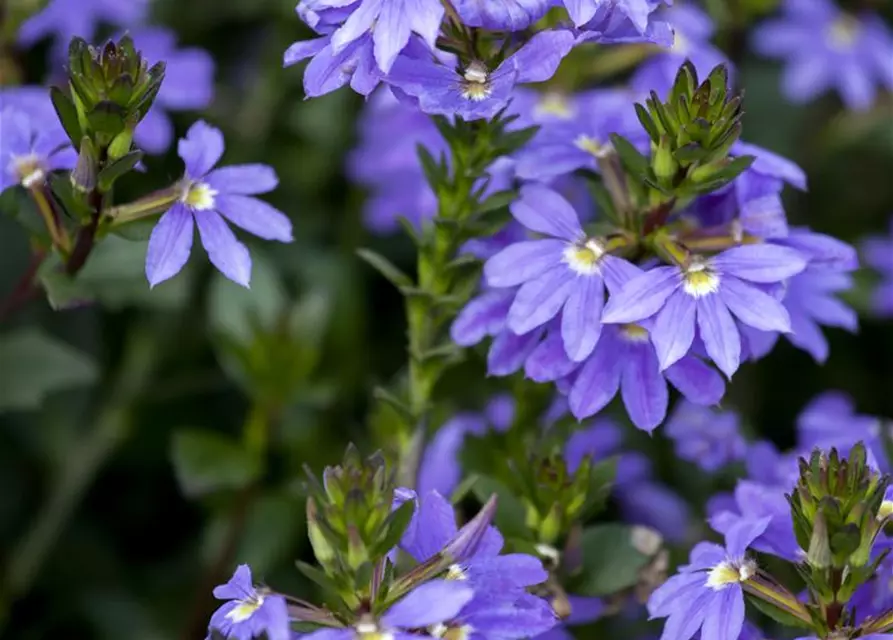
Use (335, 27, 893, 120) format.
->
(581, 456, 617, 520)
(610, 134, 650, 179)
(416, 144, 446, 189)
(356, 248, 413, 290)
(371, 499, 416, 557)
(372, 386, 414, 425)
(635, 103, 660, 142)
(0, 328, 99, 411)
(170, 429, 260, 498)
(495, 125, 540, 157)
(38, 236, 190, 311)
(50, 86, 83, 146)
(471, 476, 529, 540)
(97, 150, 143, 192)
(746, 595, 813, 630)
(574, 524, 652, 596)
(209, 251, 286, 344)
(475, 189, 517, 215)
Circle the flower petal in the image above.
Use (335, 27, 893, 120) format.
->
(712, 245, 806, 283)
(725, 516, 772, 558)
(510, 184, 583, 241)
(697, 295, 740, 379)
(665, 357, 725, 406)
(620, 343, 668, 432)
(206, 164, 279, 195)
(146, 203, 194, 287)
(487, 328, 542, 376)
(701, 586, 745, 640)
(178, 120, 224, 179)
(484, 239, 565, 287)
(507, 267, 575, 335)
(451, 290, 512, 346)
(569, 333, 623, 419)
(562, 274, 604, 361)
(214, 195, 293, 242)
(195, 210, 252, 287)
(602, 267, 680, 324)
(652, 289, 697, 370)
(383, 580, 474, 628)
(525, 329, 579, 382)
(720, 276, 791, 332)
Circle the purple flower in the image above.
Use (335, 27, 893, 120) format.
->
(284, 33, 383, 98)
(208, 565, 290, 640)
(513, 89, 641, 182)
(298, 580, 475, 639)
(18, 0, 148, 56)
(617, 481, 693, 543)
(665, 402, 746, 472)
(387, 30, 576, 120)
(453, 0, 550, 31)
(129, 28, 215, 154)
(796, 391, 886, 471)
(0, 106, 76, 194)
(485, 184, 636, 363)
(556, 323, 727, 431)
(709, 480, 801, 562)
(647, 518, 770, 640)
(563, 0, 665, 33)
(744, 440, 799, 488)
(574, 0, 673, 46)
(328, 0, 444, 73)
(631, 4, 729, 96)
(401, 490, 549, 603)
(146, 121, 293, 288)
(863, 216, 893, 317)
(752, 0, 893, 110)
(602, 245, 808, 377)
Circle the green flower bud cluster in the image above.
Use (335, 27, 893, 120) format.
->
(787, 443, 891, 627)
(515, 451, 616, 546)
(303, 446, 414, 605)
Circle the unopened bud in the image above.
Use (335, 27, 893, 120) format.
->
(71, 137, 97, 193)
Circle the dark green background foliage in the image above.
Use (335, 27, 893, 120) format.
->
(0, 0, 891, 637)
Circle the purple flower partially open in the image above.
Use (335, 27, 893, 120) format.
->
(146, 121, 293, 288)
(208, 565, 290, 640)
(0, 106, 76, 194)
(602, 245, 807, 378)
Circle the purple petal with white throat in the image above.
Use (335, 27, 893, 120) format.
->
(484, 239, 565, 287)
(697, 295, 740, 378)
(206, 164, 278, 195)
(511, 184, 583, 240)
(146, 203, 194, 287)
(178, 120, 224, 179)
(195, 210, 252, 287)
(507, 266, 575, 334)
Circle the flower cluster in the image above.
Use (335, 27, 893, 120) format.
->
(206, 454, 558, 640)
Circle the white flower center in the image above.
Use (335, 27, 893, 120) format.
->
(682, 260, 721, 298)
(535, 93, 574, 119)
(225, 595, 264, 622)
(183, 181, 218, 210)
(429, 623, 473, 640)
(356, 621, 394, 640)
(446, 563, 468, 580)
(827, 15, 860, 49)
(535, 543, 561, 564)
(620, 324, 650, 343)
(11, 153, 46, 188)
(706, 559, 756, 590)
(461, 61, 492, 101)
(574, 135, 610, 158)
(671, 31, 690, 55)
(563, 239, 605, 275)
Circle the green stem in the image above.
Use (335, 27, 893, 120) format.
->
(107, 186, 182, 226)
(0, 325, 157, 618)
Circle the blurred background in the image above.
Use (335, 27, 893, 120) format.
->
(0, 0, 891, 638)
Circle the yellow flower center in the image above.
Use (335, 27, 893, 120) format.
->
(446, 563, 468, 580)
(706, 559, 756, 590)
(225, 596, 264, 623)
(574, 135, 609, 158)
(563, 239, 605, 276)
(621, 324, 650, 343)
(683, 260, 720, 297)
(535, 93, 574, 119)
(184, 181, 218, 210)
(356, 621, 394, 640)
(461, 62, 492, 102)
(827, 15, 860, 49)
(11, 153, 45, 188)
(878, 500, 893, 521)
